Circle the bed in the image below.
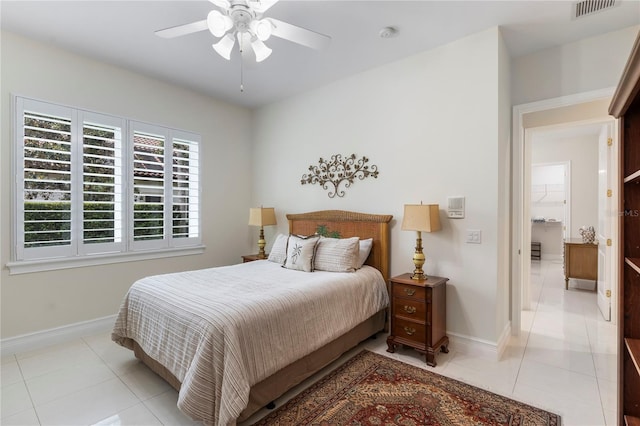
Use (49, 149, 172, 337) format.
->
(112, 210, 392, 425)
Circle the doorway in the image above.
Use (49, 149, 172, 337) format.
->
(512, 89, 619, 334)
(531, 161, 569, 259)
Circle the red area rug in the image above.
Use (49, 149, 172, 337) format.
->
(253, 350, 560, 425)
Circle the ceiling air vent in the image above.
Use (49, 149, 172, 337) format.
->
(574, 0, 617, 19)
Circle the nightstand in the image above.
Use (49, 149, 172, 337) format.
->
(386, 273, 449, 367)
(241, 254, 266, 263)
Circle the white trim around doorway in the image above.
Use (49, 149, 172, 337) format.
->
(512, 88, 616, 336)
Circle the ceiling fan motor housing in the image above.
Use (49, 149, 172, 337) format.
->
(230, 4, 255, 33)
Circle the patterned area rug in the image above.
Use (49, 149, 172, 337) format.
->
(253, 350, 561, 425)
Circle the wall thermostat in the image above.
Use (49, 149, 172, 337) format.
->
(447, 196, 465, 219)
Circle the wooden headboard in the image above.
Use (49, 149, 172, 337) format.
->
(286, 210, 393, 282)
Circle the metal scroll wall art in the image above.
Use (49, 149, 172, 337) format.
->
(301, 154, 379, 198)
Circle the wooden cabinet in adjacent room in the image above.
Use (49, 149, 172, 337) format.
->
(609, 31, 640, 425)
(563, 239, 598, 291)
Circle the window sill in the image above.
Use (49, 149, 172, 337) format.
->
(6, 245, 206, 275)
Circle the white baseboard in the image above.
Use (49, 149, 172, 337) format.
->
(448, 325, 511, 361)
(1, 314, 116, 357)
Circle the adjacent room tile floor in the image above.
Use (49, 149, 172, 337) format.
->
(1, 260, 617, 425)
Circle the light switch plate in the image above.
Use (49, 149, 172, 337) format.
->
(466, 229, 481, 244)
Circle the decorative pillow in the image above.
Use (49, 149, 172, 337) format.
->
(283, 235, 320, 272)
(267, 233, 288, 264)
(314, 236, 360, 272)
(357, 238, 373, 268)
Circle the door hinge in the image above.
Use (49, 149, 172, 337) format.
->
(607, 137, 613, 146)
(607, 239, 612, 246)
(606, 290, 611, 298)
(607, 189, 612, 197)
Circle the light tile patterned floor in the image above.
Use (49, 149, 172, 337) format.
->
(1, 260, 616, 425)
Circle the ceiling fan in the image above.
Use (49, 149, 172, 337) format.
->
(155, 0, 331, 63)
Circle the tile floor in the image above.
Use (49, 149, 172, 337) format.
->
(1, 259, 617, 425)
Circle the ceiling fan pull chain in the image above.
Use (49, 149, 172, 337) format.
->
(240, 61, 244, 93)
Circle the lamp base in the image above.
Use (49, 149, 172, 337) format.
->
(410, 271, 427, 281)
(257, 227, 267, 259)
(410, 232, 427, 281)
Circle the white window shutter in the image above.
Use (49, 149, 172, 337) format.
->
(171, 130, 201, 247)
(130, 122, 168, 251)
(17, 98, 75, 260)
(80, 111, 125, 255)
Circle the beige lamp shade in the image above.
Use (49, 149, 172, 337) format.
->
(248, 207, 277, 227)
(401, 204, 441, 232)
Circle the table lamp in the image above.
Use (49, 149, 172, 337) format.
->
(248, 207, 277, 259)
(401, 203, 441, 280)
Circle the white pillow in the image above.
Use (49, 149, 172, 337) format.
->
(283, 235, 320, 272)
(314, 236, 360, 272)
(267, 233, 288, 264)
(357, 238, 373, 268)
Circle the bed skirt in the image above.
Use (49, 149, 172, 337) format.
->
(130, 309, 386, 423)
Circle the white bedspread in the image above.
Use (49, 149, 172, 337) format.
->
(111, 260, 388, 425)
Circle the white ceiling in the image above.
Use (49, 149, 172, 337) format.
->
(2, 0, 639, 109)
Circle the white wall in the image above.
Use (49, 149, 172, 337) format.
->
(0, 32, 253, 338)
(3, 23, 632, 347)
(512, 25, 639, 105)
(252, 27, 508, 345)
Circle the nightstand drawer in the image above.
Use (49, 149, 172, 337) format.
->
(392, 283, 426, 300)
(392, 317, 426, 344)
(392, 299, 426, 320)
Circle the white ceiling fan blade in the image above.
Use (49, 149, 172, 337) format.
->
(268, 18, 330, 50)
(209, 0, 230, 10)
(250, 0, 279, 13)
(155, 19, 208, 39)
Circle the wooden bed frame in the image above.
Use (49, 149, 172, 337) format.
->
(131, 210, 392, 423)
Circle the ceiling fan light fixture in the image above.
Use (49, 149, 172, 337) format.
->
(207, 10, 233, 37)
(212, 33, 236, 60)
(251, 37, 272, 62)
(251, 19, 273, 41)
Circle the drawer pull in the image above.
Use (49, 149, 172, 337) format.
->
(403, 305, 417, 314)
(403, 288, 416, 296)
(403, 326, 416, 336)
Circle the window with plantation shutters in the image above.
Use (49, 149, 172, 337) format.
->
(130, 123, 201, 251)
(20, 103, 73, 260)
(81, 113, 124, 254)
(132, 127, 166, 246)
(12, 96, 201, 270)
(172, 134, 199, 243)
